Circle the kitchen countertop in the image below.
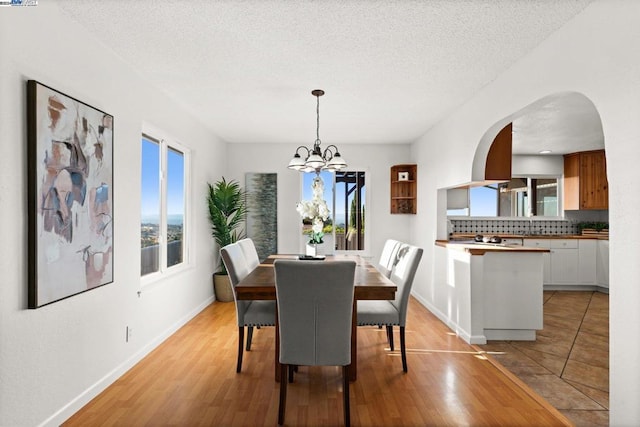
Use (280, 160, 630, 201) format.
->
(435, 240, 551, 255)
(450, 233, 608, 241)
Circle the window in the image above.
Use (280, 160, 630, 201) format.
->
(448, 176, 559, 218)
(302, 170, 368, 252)
(141, 128, 189, 277)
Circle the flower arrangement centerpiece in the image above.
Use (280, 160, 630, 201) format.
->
(296, 175, 330, 256)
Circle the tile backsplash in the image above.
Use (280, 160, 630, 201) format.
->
(449, 219, 578, 236)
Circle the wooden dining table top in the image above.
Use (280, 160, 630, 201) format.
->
(234, 254, 397, 301)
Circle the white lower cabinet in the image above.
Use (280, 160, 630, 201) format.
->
(549, 240, 579, 285)
(523, 238, 606, 288)
(597, 240, 609, 288)
(502, 238, 524, 246)
(578, 240, 597, 285)
(519, 237, 608, 289)
(525, 239, 551, 284)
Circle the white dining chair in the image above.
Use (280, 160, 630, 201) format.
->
(274, 259, 356, 426)
(220, 242, 276, 373)
(237, 237, 260, 270)
(358, 243, 423, 372)
(377, 238, 402, 278)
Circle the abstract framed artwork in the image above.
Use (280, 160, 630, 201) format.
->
(27, 80, 114, 308)
(245, 173, 277, 261)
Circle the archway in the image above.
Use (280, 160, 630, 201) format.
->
(467, 91, 610, 424)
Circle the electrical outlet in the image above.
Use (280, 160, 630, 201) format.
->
(126, 326, 133, 342)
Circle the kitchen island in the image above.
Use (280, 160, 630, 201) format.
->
(432, 240, 550, 344)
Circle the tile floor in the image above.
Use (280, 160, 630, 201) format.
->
(479, 291, 609, 426)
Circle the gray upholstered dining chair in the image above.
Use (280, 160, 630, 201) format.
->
(377, 238, 402, 278)
(274, 260, 356, 427)
(357, 243, 423, 373)
(220, 242, 276, 373)
(237, 237, 260, 270)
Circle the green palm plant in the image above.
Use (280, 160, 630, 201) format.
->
(207, 177, 247, 274)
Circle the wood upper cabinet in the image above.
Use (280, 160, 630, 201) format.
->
(390, 164, 417, 214)
(563, 149, 608, 210)
(485, 123, 512, 181)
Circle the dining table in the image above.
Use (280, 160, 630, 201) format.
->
(234, 254, 397, 382)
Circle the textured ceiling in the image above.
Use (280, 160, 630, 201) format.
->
(57, 0, 598, 150)
(512, 93, 604, 155)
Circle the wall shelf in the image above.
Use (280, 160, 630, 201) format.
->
(390, 164, 417, 214)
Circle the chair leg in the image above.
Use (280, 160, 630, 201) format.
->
(246, 326, 254, 351)
(387, 325, 394, 351)
(400, 326, 407, 373)
(237, 327, 244, 373)
(288, 364, 295, 383)
(343, 365, 351, 427)
(278, 364, 288, 425)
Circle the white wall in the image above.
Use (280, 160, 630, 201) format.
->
(512, 154, 564, 176)
(226, 143, 413, 260)
(410, 1, 640, 424)
(0, 4, 226, 426)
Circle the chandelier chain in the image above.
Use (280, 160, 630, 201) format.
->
(316, 93, 321, 143)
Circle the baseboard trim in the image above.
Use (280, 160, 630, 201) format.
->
(39, 296, 215, 427)
(410, 292, 486, 344)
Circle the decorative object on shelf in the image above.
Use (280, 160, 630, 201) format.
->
(27, 80, 114, 308)
(398, 171, 409, 181)
(287, 89, 347, 173)
(397, 200, 413, 213)
(296, 174, 330, 254)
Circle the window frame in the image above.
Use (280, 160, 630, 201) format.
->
(300, 168, 370, 256)
(447, 174, 563, 220)
(140, 123, 192, 285)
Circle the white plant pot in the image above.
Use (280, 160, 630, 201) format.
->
(306, 243, 317, 257)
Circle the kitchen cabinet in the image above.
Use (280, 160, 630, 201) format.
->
(597, 240, 609, 288)
(502, 238, 523, 246)
(390, 164, 417, 214)
(578, 240, 597, 285)
(522, 237, 605, 289)
(437, 242, 544, 343)
(549, 240, 579, 285)
(484, 123, 512, 181)
(525, 239, 551, 284)
(564, 149, 608, 210)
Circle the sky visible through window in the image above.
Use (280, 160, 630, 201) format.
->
(141, 138, 184, 225)
(470, 186, 498, 216)
(303, 171, 367, 227)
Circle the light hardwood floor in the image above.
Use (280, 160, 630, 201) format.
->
(65, 298, 573, 426)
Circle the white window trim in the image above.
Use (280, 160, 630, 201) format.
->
(140, 123, 193, 287)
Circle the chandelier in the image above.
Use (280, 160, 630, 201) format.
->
(287, 89, 347, 173)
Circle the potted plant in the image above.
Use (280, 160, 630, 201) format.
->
(207, 177, 247, 302)
(577, 221, 609, 235)
(296, 174, 330, 256)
